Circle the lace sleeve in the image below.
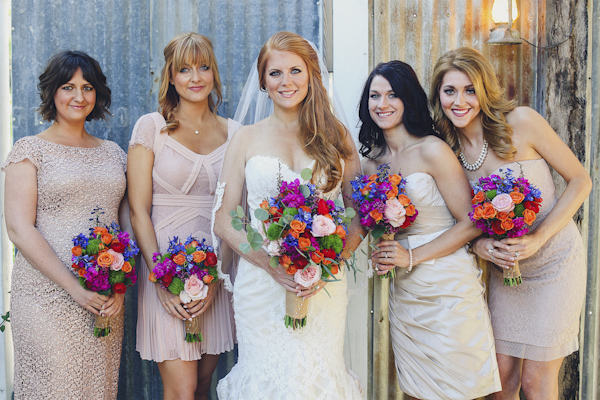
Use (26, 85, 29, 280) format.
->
(128, 113, 158, 151)
(1, 136, 42, 172)
(109, 141, 128, 173)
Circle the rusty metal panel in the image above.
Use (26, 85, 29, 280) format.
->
(372, 0, 540, 107)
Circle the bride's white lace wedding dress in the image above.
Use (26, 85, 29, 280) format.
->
(217, 155, 363, 400)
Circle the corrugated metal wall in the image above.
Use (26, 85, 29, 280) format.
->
(10, 1, 319, 399)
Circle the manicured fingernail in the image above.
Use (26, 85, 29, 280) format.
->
(183, 305, 188, 309)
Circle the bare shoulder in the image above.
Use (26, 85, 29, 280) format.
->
(506, 106, 545, 130)
(419, 135, 455, 161)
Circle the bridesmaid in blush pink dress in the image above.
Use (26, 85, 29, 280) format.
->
(128, 32, 237, 399)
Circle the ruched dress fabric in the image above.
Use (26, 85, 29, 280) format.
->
(484, 159, 585, 361)
(389, 172, 501, 400)
(2, 136, 127, 400)
(132, 112, 238, 362)
(217, 155, 363, 400)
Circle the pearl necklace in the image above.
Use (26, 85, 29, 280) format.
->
(459, 139, 488, 171)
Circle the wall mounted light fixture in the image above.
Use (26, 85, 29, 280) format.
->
(488, 0, 523, 45)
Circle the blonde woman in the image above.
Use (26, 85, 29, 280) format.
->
(430, 47, 591, 400)
(128, 33, 237, 400)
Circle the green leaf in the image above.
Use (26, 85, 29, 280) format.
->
(98, 289, 111, 297)
(239, 242, 251, 254)
(254, 208, 270, 221)
(270, 257, 280, 269)
(248, 230, 264, 251)
(334, 199, 344, 208)
(230, 209, 238, 218)
(345, 207, 356, 219)
(299, 185, 311, 198)
(231, 217, 244, 231)
(300, 168, 313, 181)
(486, 190, 497, 200)
(372, 225, 385, 240)
(0, 326, 5, 332)
(236, 205, 245, 218)
(281, 215, 293, 225)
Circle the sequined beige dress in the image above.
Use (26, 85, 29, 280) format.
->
(1, 136, 127, 400)
(131, 113, 237, 361)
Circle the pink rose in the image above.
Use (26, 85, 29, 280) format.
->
(266, 239, 283, 256)
(384, 198, 407, 228)
(180, 274, 208, 303)
(108, 249, 124, 271)
(491, 193, 515, 213)
(311, 215, 336, 237)
(294, 265, 322, 287)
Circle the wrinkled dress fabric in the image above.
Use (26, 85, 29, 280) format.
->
(217, 155, 363, 400)
(131, 113, 237, 362)
(484, 159, 585, 361)
(2, 136, 127, 400)
(389, 172, 501, 400)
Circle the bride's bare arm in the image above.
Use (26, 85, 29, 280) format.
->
(214, 127, 298, 292)
(4, 160, 109, 315)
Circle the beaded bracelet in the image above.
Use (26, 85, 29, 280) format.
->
(406, 247, 413, 274)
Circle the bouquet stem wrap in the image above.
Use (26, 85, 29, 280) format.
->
(379, 233, 396, 279)
(504, 259, 522, 286)
(285, 290, 309, 329)
(94, 315, 111, 337)
(184, 317, 203, 343)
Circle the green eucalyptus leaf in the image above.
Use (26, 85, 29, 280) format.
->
(254, 208, 270, 221)
(300, 168, 313, 181)
(239, 242, 251, 254)
(249, 231, 264, 251)
(236, 205, 245, 218)
(345, 207, 356, 219)
(269, 257, 280, 269)
(231, 217, 244, 231)
(372, 225, 385, 240)
(299, 185, 311, 198)
(230, 209, 238, 218)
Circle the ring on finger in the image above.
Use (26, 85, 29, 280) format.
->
(515, 251, 520, 259)
(488, 248, 495, 256)
(385, 252, 388, 259)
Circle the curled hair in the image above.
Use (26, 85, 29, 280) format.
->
(257, 31, 352, 192)
(158, 32, 222, 133)
(358, 61, 434, 159)
(429, 47, 517, 159)
(37, 50, 111, 122)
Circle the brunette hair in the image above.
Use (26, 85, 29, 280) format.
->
(158, 32, 222, 132)
(358, 60, 434, 159)
(38, 50, 111, 121)
(257, 31, 352, 192)
(429, 47, 517, 159)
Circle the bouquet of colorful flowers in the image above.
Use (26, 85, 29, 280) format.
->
(150, 236, 219, 342)
(231, 168, 354, 329)
(71, 208, 139, 337)
(470, 167, 543, 286)
(351, 164, 418, 278)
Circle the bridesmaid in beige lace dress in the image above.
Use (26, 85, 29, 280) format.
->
(3, 51, 127, 399)
(128, 32, 236, 400)
(430, 47, 591, 400)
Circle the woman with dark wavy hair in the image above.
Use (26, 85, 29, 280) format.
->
(430, 47, 591, 400)
(128, 32, 237, 399)
(3, 50, 127, 398)
(363, 60, 501, 399)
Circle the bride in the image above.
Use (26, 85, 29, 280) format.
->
(214, 31, 363, 399)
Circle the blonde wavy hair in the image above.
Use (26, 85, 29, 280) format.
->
(257, 31, 352, 193)
(158, 32, 222, 133)
(429, 47, 517, 160)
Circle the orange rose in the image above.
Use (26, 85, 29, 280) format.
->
(93, 227, 108, 236)
(361, 187, 371, 196)
(501, 218, 514, 230)
(389, 174, 401, 186)
(509, 191, 525, 204)
(300, 206, 311, 213)
(471, 191, 485, 204)
(311, 251, 324, 264)
(496, 211, 509, 221)
(369, 174, 378, 182)
(121, 261, 132, 273)
(405, 204, 416, 217)
(482, 203, 497, 219)
(289, 230, 300, 239)
(260, 200, 269, 210)
(280, 255, 292, 268)
(173, 253, 187, 265)
(290, 220, 306, 234)
(71, 246, 83, 256)
(192, 251, 206, 263)
(97, 252, 114, 268)
(287, 265, 298, 275)
(397, 194, 411, 206)
(369, 209, 383, 222)
(386, 186, 399, 199)
(335, 225, 346, 239)
(509, 211, 515, 218)
(101, 233, 113, 245)
(329, 264, 339, 274)
(269, 206, 279, 216)
(77, 268, 86, 277)
(523, 209, 537, 225)
(298, 237, 311, 251)
(148, 272, 157, 283)
(473, 205, 484, 220)
(203, 275, 214, 284)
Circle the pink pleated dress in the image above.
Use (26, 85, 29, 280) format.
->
(130, 112, 238, 361)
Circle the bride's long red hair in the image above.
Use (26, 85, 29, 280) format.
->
(257, 31, 352, 192)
